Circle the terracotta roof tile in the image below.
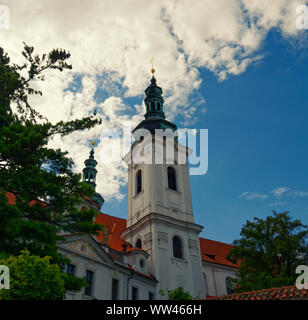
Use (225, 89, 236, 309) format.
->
(5, 192, 47, 207)
(95, 213, 239, 269)
(6, 192, 15, 205)
(83, 195, 101, 210)
(126, 265, 157, 281)
(199, 237, 238, 268)
(95, 212, 131, 252)
(6, 190, 239, 271)
(215, 285, 308, 300)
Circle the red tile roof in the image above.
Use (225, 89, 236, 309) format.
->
(126, 265, 156, 281)
(5, 192, 47, 207)
(7, 191, 238, 270)
(214, 285, 308, 300)
(95, 213, 238, 269)
(199, 237, 238, 268)
(84, 195, 101, 210)
(6, 192, 15, 205)
(95, 212, 131, 252)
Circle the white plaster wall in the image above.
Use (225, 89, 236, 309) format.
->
(202, 262, 237, 296)
(126, 136, 194, 227)
(58, 247, 156, 300)
(124, 135, 205, 299)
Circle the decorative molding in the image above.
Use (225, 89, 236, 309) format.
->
(157, 231, 169, 250)
(121, 212, 203, 240)
(84, 260, 98, 270)
(171, 257, 188, 270)
(135, 210, 141, 219)
(143, 232, 152, 250)
(65, 239, 100, 261)
(188, 239, 199, 256)
(165, 187, 182, 195)
(111, 270, 120, 277)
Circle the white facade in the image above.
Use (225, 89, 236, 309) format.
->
(58, 233, 157, 300)
(202, 262, 237, 297)
(122, 133, 205, 299)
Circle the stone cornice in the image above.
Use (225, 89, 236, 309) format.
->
(121, 212, 204, 239)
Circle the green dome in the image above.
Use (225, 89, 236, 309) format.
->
(82, 146, 105, 209)
(133, 76, 177, 136)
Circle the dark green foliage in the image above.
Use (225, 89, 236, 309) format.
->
(158, 287, 192, 300)
(227, 211, 308, 293)
(0, 43, 102, 295)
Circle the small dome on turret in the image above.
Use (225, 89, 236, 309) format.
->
(82, 140, 104, 210)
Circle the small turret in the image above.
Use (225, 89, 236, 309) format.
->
(82, 140, 104, 209)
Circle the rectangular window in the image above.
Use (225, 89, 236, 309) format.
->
(149, 292, 154, 300)
(112, 279, 119, 300)
(84, 270, 94, 296)
(132, 286, 138, 300)
(66, 264, 76, 276)
(136, 170, 142, 194)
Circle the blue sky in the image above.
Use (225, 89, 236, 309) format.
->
(4, 0, 308, 245)
(103, 30, 308, 244)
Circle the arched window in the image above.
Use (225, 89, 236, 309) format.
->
(173, 236, 183, 259)
(225, 277, 233, 295)
(168, 167, 177, 191)
(136, 170, 142, 195)
(135, 238, 142, 249)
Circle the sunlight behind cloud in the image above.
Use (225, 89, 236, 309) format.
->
(1, 0, 304, 200)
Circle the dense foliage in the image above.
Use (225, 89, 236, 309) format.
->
(0, 43, 102, 296)
(168, 287, 193, 300)
(227, 211, 308, 292)
(0, 250, 88, 300)
(159, 287, 193, 300)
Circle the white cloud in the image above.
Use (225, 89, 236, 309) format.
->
(271, 187, 289, 198)
(270, 187, 308, 199)
(239, 192, 268, 200)
(266, 201, 287, 207)
(291, 190, 308, 197)
(239, 186, 308, 209)
(1, 0, 305, 201)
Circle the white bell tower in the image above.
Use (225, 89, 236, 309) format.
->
(122, 70, 205, 299)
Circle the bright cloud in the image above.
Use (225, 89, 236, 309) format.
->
(239, 192, 268, 200)
(267, 201, 287, 207)
(291, 190, 308, 197)
(1, 0, 305, 201)
(271, 187, 289, 198)
(239, 186, 308, 210)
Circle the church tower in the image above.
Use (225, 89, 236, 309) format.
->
(122, 67, 205, 299)
(82, 141, 105, 210)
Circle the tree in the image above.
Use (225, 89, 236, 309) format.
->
(227, 211, 308, 293)
(0, 250, 86, 300)
(0, 43, 102, 292)
(159, 287, 193, 300)
(168, 287, 193, 300)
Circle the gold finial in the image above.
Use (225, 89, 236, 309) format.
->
(150, 57, 155, 76)
(91, 139, 95, 147)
